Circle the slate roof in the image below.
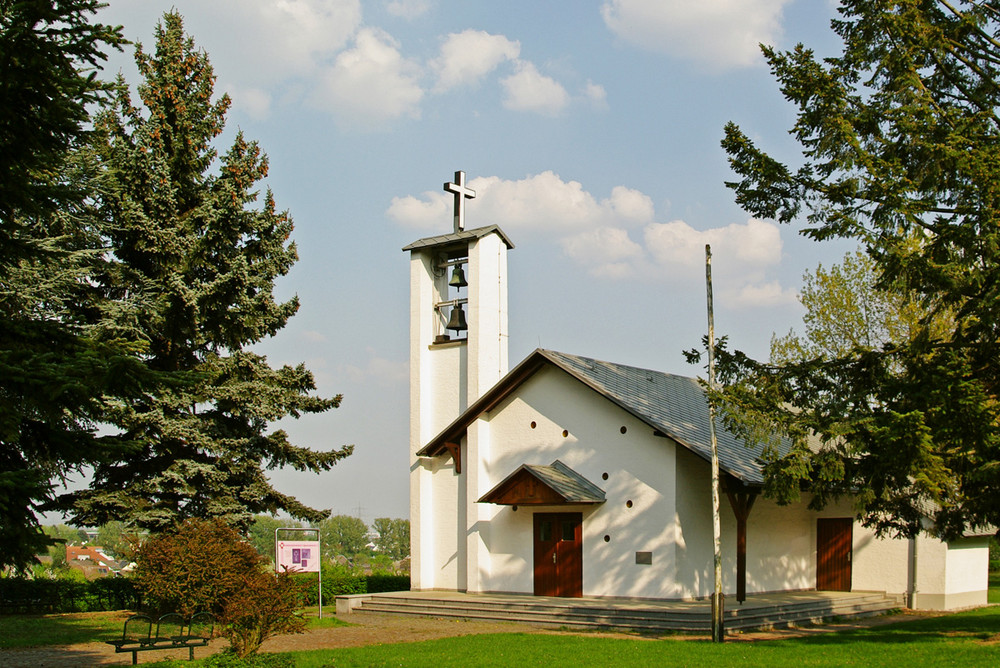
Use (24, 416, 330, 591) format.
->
(418, 348, 790, 485)
(402, 224, 514, 252)
(478, 460, 607, 505)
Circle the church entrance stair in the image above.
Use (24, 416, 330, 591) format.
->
(337, 590, 904, 633)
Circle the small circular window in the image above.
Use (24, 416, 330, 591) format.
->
(626, 500, 634, 509)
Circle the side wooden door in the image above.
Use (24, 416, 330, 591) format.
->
(816, 518, 853, 591)
(533, 513, 583, 597)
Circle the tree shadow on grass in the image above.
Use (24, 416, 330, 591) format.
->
(0, 611, 130, 649)
(778, 607, 1000, 647)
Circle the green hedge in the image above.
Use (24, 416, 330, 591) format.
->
(293, 563, 409, 604)
(0, 577, 141, 614)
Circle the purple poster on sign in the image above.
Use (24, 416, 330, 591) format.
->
(277, 540, 321, 573)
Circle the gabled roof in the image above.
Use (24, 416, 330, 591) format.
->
(402, 224, 515, 252)
(418, 349, 790, 484)
(478, 460, 606, 505)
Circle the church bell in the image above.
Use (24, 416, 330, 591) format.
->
(446, 303, 468, 332)
(449, 263, 468, 289)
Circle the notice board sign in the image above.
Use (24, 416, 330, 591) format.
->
(276, 540, 321, 573)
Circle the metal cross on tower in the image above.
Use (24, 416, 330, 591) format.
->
(444, 170, 476, 232)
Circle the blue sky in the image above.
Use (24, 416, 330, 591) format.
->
(84, 0, 857, 525)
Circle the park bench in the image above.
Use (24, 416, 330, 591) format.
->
(106, 611, 214, 664)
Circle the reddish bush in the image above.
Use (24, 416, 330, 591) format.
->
(134, 518, 262, 616)
(133, 518, 305, 656)
(222, 570, 305, 657)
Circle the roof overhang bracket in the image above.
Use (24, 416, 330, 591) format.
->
(443, 442, 462, 474)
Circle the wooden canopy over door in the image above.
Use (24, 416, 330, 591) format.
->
(533, 513, 583, 597)
(816, 518, 853, 591)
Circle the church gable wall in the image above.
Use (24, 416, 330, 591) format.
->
(476, 365, 682, 598)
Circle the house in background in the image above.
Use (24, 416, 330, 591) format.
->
(404, 189, 991, 610)
(66, 545, 124, 579)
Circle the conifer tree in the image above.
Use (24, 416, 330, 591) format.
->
(714, 0, 1000, 539)
(58, 12, 351, 532)
(0, 0, 129, 569)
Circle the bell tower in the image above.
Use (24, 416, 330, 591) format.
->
(402, 170, 513, 590)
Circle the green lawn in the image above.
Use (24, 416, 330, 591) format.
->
(4, 576, 998, 666)
(287, 606, 1000, 667)
(136, 599, 1000, 668)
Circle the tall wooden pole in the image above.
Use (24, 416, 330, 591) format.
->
(705, 244, 725, 642)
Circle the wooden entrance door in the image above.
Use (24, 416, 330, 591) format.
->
(816, 518, 853, 591)
(533, 513, 583, 597)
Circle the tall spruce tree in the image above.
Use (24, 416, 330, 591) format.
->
(0, 1, 132, 569)
(714, 0, 1000, 539)
(57, 12, 351, 532)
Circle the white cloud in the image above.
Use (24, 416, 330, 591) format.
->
(501, 62, 571, 116)
(340, 348, 408, 384)
(389, 171, 654, 231)
(389, 172, 791, 300)
(311, 27, 424, 129)
(560, 227, 645, 279)
(201, 0, 362, 81)
(386, 0, 431, 18)
(227, 85, 273, 121)
(432, 30, 520, 91)
(387, 190, 449, 226)
(644, 217, 782, 269)
(601, 0, 792, 69)
(302, 330, 329, 344)
(104, 0, 364, 119)
(607, 185, 654, 222)
(560, 217, 789, 300)
(584, 80, 608, 109)
(731, 281, 798, 307)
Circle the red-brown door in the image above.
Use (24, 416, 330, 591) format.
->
(817, 518, 853, 591)
(533, 513, 583, 597)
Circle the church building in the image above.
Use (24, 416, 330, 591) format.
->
(403, 171, 991, 611)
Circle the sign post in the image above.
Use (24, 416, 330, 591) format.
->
(275, 527, 322, 618)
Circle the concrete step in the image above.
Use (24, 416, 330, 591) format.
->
(348, 592, 902, 633)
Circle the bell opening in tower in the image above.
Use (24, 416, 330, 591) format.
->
(434, 250, 469, 344)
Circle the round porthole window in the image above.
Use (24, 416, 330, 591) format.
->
(602, 472, 609, 481)
(626, 500, 633, 509)
(604, 535, 611, 543)
(562, 429, 569, 438)
(620, 426, 628, 434)
(530, 421, 536, 429)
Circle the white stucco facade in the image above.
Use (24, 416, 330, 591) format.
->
(405, 222, 991, 611)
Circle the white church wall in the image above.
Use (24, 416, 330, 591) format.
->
(474, 366, 682, 598)
(411, 455, 463, 591)
(846, 512, 989, 610)
(941, 537, 990, 609)
(673, 447, 818, 597)
(466, 234, 508, 401)
(851, 522, 910, 596)
(743, 496, 817, 593)
(426, 342, 468, 437)
(465, 417, 499, 593)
